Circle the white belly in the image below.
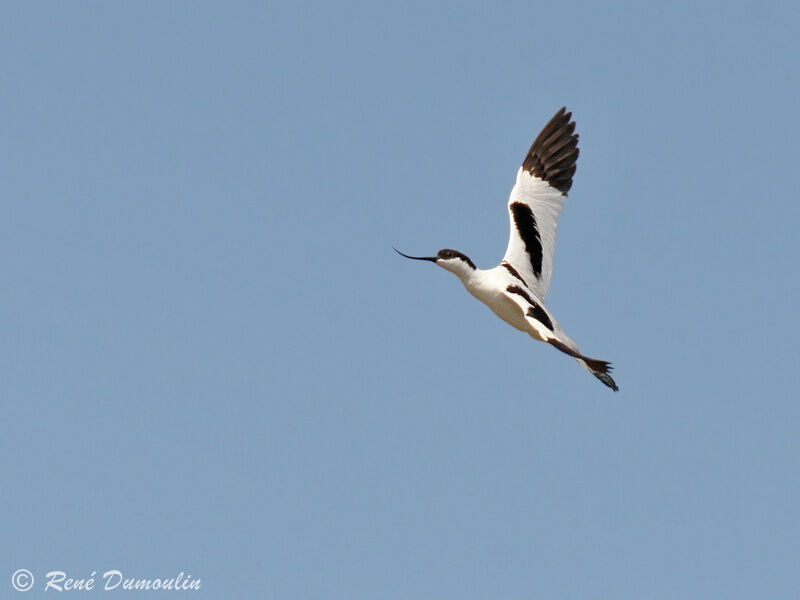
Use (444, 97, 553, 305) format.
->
(458, 267, 552, 342)
(467, 282, 531, 333)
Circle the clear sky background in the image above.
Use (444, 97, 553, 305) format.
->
(2, 1, 799, 598)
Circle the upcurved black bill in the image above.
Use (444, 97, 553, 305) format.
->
(393, 247, 437, 262)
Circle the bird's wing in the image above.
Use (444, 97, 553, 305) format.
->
(502, 107, 579, 300)
(503, 283, 557, 341)
(504, 281, 618, 390)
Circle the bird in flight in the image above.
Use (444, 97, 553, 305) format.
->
(396, 107, 618, 391)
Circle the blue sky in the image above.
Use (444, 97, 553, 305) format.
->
(2, 1, 799, 598)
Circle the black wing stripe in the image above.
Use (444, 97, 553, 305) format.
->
(526, 306, 554, 332)
(509, 202, 543, 279)
(522, 107, 579, 194)
(506, 284, 534, 305)
(506, 285, 554, 331)
(501, 262, 530, 288)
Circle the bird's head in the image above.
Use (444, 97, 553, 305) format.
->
(394, 247, 476, 278)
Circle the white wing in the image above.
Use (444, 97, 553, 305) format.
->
(502, 107, 579, 300)
(502, 283, 558, 341)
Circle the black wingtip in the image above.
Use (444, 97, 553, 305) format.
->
(522, 107, 580, 193)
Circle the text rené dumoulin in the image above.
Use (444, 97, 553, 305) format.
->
(44, 570, 201, 592)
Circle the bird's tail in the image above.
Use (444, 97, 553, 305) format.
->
(548, 338, 619, 392)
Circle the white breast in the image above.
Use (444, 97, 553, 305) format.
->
(461, 268, 531, 333)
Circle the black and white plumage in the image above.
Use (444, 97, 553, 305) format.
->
(396, 107, 618, 391)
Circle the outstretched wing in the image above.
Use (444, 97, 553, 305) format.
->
(503, 283, 558, 341)
(503, 282, 618, 391)
(502, 107, 579, 300)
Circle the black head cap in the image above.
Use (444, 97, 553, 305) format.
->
(436, 249, 475, 269)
